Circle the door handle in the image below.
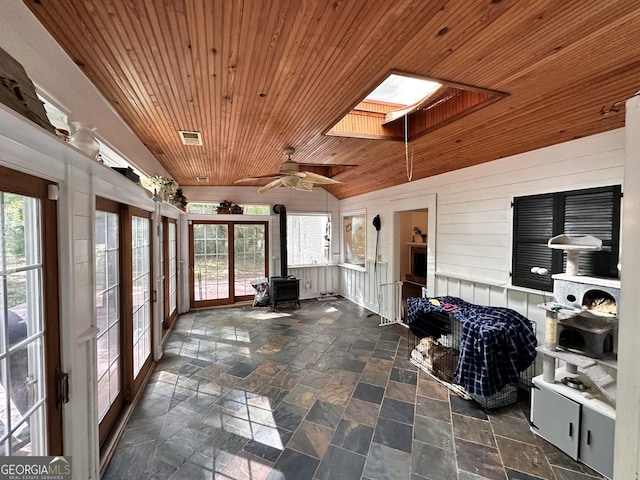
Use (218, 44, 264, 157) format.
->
(586, 430, 591, 445)
(569, 422, 573, 437)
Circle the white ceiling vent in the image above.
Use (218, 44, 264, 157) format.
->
(179, 130, 203, 146)
(196, 176, 209, 183)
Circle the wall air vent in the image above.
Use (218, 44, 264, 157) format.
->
(178, 130, 203, 146)
(196, 176, 209, 183)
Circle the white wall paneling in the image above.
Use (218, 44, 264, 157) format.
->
(340, 128, 624, 371)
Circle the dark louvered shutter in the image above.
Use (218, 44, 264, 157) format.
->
(562, 186, 621, 278)
(512, 194, 556, 291)
(512, 185, 621, 291)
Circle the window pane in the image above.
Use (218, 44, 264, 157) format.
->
(343, 214, 365, 265)
(193, 223, 230, 301)
(234, 224, 266, 296)
(287, 215, 329, 266)
(187, 203, 217, 214)
(131, 216, 150, 378)
(168, 223, 177, 314)
(95, 210, 121, 422)
(241, 205, 270, 215)
(0, 191, 46, 456)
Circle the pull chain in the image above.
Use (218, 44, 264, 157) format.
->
(405, 114, 413, 182)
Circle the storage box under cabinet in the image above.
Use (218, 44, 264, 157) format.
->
(531, 372, 614, 479)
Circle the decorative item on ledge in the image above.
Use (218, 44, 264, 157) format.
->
(216, 200, 243, 214)
(142, 175, 176, 201)
(0, 46, 56, 134)
(170, 188, 188, 211)
(412, 226, 426, 243)
(112, 167, 140, 184)
(68, 120, 100, 160)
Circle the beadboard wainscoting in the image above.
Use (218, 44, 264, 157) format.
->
(434, 273, 548, 350)
(288, 265, 341, 300)
(339, 260, 391, 313)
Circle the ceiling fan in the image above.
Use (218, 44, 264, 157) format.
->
(234, 148, 355, 194)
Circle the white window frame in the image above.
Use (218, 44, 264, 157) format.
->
(286, 213, 330, 267)
(341, 210, 366, 267)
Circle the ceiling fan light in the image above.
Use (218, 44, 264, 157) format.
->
(280, 159, 300, 173)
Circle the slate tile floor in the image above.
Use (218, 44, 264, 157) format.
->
(103, 298, 604, 480)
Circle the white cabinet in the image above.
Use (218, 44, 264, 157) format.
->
(532, 374, 615, 479)
(579, 406, 615, 478)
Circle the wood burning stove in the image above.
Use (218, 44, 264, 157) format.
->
(270, 276, 300, 310)
(270, 204, 301, 310)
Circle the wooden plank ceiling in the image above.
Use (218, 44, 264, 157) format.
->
(24, 0, 640, 199)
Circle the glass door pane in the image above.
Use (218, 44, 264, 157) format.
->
(234, 224, 266, 297)
(158, 220, 165, 329)
(192, 224, 229, 303)
(95, 210, 120, 422)
(0, 193, 46, 456)
(168, 222, 177, 316)
(131, 216, 151, 378)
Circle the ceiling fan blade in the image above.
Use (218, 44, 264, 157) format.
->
(297, 163, 358, 168)
(258, 177, 286, 194)
(293, 180, 315, 191)
(234, 174, 279, 183)
(245, 149, 349, 192)
(300, 171, 342, 184)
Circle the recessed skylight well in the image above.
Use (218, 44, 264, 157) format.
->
(327, 72, 507, 141)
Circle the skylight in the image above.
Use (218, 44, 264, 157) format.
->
(366, 74, 441, 106)
(326, 71, 506, 141)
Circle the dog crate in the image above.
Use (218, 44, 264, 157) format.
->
(409, 311, 535, 409)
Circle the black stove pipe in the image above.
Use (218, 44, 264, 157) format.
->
(273, 204, 287, 277)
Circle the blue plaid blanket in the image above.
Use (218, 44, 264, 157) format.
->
(407, 296, 537, 397)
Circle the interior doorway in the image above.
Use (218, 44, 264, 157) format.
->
(399, 209, 429, 304)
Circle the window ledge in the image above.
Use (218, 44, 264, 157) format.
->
(288, 264, 334, 269)
(339, 263, 367, 272)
